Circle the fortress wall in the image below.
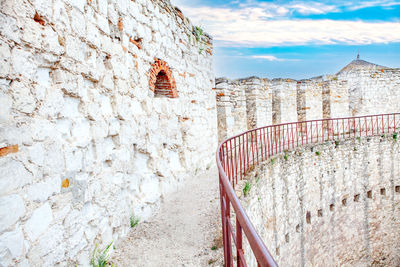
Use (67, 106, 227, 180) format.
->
(216, 67, 399, 142)
(338, 68, 400, 116)
(323, 78, 350, 119)
(297, 80, 323, 121)
(215, 79, 247, 142)
(240, 136, 400, 266)
(272, 79, 298, 124)
(244, 78, 272, 129)
(0, 0, 215, 265)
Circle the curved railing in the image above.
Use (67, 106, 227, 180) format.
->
(216, 113, 400, 267)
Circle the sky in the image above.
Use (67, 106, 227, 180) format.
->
(170, 0, 400, 79)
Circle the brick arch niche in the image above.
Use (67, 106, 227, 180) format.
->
(149, 59, 178, 98)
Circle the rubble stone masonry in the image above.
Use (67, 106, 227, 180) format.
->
(0, 0, 216, 265)
(241, 136, 400, 266)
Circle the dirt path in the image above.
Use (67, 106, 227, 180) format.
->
(111, 167, 224, 267)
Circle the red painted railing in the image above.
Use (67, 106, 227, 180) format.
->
(216, 113, 400, 266)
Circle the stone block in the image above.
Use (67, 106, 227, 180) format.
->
(60, 97, 82, 119)
(10, 80, 36, 114)
(11, 48, 37, 80)
(25, 176, 60, 202)
(0, 92, 12, 124)
(0, 41, 11, 78)
(97, 15, 110, 35)
(0, 13, 20, 43)
(52, 0, 71, 32)
(71, 119, 91, 147)
(24, 203, 53, 241)
(32, 0, 52, 19)
(0, 226, 24, 258)
(0, 194, 26, 233)
(65, 0, 86, 12)
(28, 224, 64, 264)
(140, 175, 160, 204)
(65, 149, 83, 172)
(0, 159, 33, 196)
(65, 36, 86, 63)
(86, 22, 101, 48)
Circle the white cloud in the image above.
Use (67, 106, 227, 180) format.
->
(178, 4, 400, 47)
(251, 55, 285, 61)
(345, 0, 400, 11)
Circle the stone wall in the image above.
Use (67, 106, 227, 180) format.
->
(271, 79, 297, 124)
(215, 78, 247, 143)
(216, 65, 400, 141)
(240, 136, 400, 266)
(337, 69, 400, 116)
(0, 0, 216, 265)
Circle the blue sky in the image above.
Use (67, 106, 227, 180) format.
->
(171, 0, 400, 79)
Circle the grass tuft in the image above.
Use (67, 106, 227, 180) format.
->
(243, 181, 251, 197)
(90, 242, 113, 267)
(130, 216, 139, 228)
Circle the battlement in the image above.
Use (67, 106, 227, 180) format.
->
(215, 62, 400, 142)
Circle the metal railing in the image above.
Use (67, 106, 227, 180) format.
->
(216, 113, 400, 267)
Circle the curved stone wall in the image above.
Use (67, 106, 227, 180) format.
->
(0, 0, 215, 265)
(240, 135, 400, 266)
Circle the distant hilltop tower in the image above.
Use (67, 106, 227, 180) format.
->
(357, 50, 360, 60)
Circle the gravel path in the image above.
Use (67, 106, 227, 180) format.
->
(111, 167, 224, 267)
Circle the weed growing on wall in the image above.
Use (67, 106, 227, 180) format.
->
(393, 133, 398, 141)
(193, 26, 207, 55)
(90, 242, 113, 267)
(335, 140, 340, 148)
(243, 181, 251, 197)
(315, 151, 321, 156)
(284, 153, 288, 161)
(130, 216, 139, 228)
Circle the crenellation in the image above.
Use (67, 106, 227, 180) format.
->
(216, 61, 400, 140)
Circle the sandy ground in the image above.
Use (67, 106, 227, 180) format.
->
(111, 166, 224, 267)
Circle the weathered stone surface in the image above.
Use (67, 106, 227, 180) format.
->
(24, 203, 53, 241)
(25, 177, 60, 202)
(241, 136, 400, 266)
(0, 0, 216, 265)
(0, 226, 24, 258)
(0, 159, 32, 196)
(0, 195, 26, 233)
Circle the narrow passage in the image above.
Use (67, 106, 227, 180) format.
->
(111, 167, 223, 266)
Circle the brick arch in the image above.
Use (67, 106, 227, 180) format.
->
(149, 59, 178, 98)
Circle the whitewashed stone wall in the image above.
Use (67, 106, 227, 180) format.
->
(240, 136, 400, 266)
(338, 68, 400, 116)
(216, 65, 400, 141)
(215, 78, 247, 143)
(0, 0, 216, 265)
(271, 79, 297, 124)
(322, 78, 350, 119)
(243, 77, 271, 129)
(297, 80, 323, 121)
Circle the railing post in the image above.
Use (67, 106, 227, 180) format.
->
(236, 218, 243, 267)
(219, 175, 228, 266)
(225, 196, 232, 267)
